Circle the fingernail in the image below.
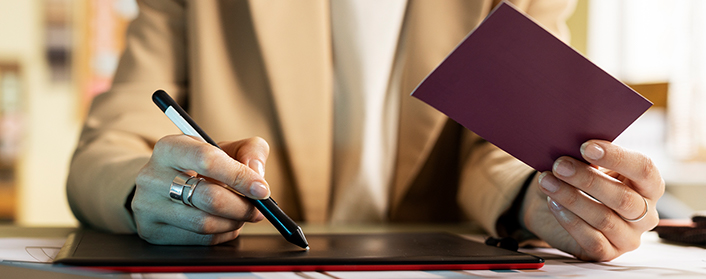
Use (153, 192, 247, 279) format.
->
(581, 142, 605, 160)
(553, 159, 575, 177)
(548, 197, 573, 223)
(547, 196, 563, 210)
(249, 160, 265, 177)
(538, 172, 560, 193)
(249, 182, 269, 199)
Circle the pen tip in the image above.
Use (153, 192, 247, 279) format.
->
(288, 227, 309, 249)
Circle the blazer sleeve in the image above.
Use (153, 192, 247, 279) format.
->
(456, 0, 576, 236)
(66, 0, 188, 233)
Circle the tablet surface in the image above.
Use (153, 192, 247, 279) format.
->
(54, 230, 543, 272)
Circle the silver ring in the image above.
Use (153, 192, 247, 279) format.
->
(169, 173, 194, 203)
(621, 196, 649, 223)
(183, 177, 204, 207)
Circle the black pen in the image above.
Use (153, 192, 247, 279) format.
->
(152, 89, 309, 250)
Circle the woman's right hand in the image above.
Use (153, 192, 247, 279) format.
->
(132, 134, 271, 245)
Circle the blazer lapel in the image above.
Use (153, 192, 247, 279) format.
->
(390, 0, 494, 212)
(248, 1, 333, 223)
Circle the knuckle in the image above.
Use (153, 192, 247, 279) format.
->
(199, 219, 219, 234)
(639, 156, 657, 180)
(136, 226, 159, 244)
(130, 197, 146, 214)
(594, 215, 617, 232)
(617, 189, 637, 213)
(193, 145, 218, 172)
(188, 214, 211, 233)
(563, 190, 580, 208)
(135, 171, 150, 188)
(135, 162, 160, 189)
(583, 239, 609, 260)
(226, 165, 249, 190)
(129, 189, 150, 215)
(152, 137, 169, 152)
(209, 194, 228, 214)
(187, 215, 203, 232)
(581, 172, 598, 191)
(154, 135, 180, 154)
(198, 185, 220, 211)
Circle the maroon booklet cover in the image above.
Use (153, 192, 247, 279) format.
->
(412, 2, 652, 171)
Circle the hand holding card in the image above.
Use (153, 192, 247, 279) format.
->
(411, 2, 651, 172)
(412, 2, 662, 262)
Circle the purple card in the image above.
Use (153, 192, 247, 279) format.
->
(411, 2, 652, 172)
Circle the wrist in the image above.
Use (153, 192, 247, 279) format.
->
(496, 172, 538, 242)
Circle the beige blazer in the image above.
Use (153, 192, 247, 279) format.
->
(67, 0, 575, 234)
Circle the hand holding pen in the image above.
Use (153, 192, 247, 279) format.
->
(129, 90, 307, 249)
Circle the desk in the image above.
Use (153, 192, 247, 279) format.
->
(1, 224, 705, 278)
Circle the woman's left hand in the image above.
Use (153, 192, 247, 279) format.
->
(520, 139, 665, 261)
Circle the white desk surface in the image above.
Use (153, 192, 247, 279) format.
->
(1, 226, 705, 278)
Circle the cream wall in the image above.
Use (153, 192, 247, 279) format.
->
(0, 0, 80, 226)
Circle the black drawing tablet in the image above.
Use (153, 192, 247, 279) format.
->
(54, 230, 543, 272)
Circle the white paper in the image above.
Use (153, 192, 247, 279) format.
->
(0, 237, 66, 263)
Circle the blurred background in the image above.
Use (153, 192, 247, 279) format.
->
(0, 0, 702, 227)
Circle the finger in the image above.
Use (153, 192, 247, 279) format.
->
(137, 223, 241, 246)
(190, 178, 265, 222)
(147, 200, 246, 235)
(537, 172, 641, 251)
(153, 135, 270, 199)
(551, 156, 647, 221)
(131, 186, 245, 237)
(220, 137, 270, 177)
(545, 196, 621, 261)
(580, 140, 665, 199)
